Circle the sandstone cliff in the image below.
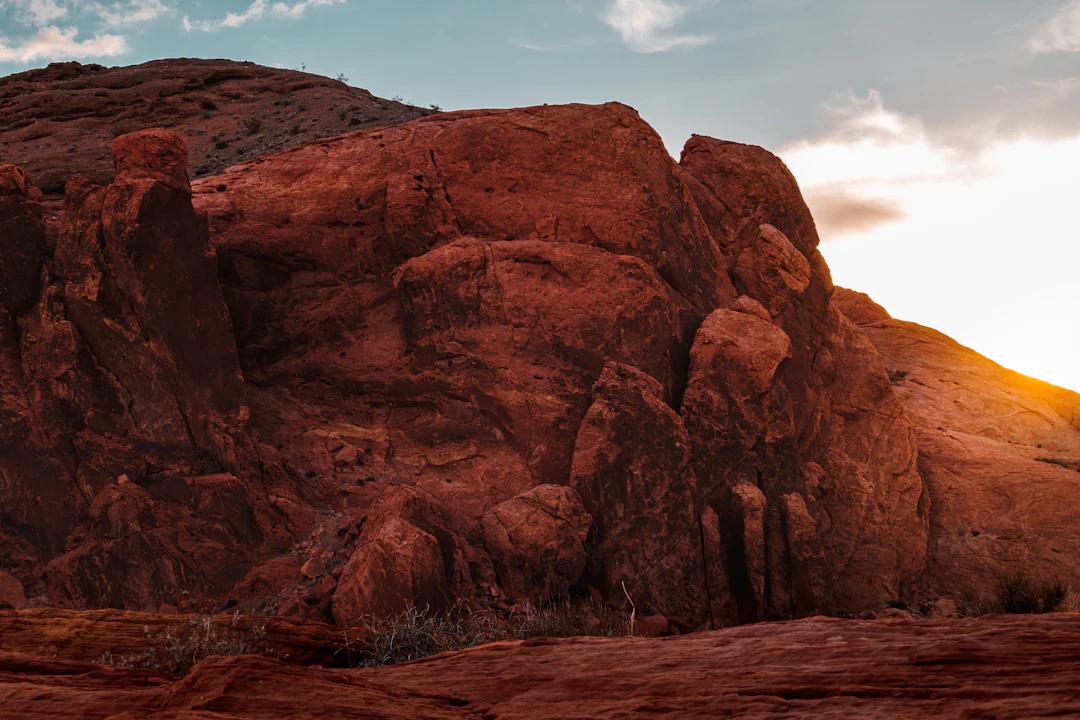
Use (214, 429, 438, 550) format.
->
(1, 61, 1076, 631)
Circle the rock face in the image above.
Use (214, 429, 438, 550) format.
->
(0, 95, 928, 625)
(3, 609, 1080, 719)
(679, 138, 927, 620)
(835, 288, 1080, 600)
(180, 101, 928, 627)
(0, 59, 427, 194)
(1, 129, 288, 612)
(2, 64, 1075, 629)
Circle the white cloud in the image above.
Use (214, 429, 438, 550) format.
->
(86, 0, 169, 27)
(780, 91, 1080, 392)
(270, 0, 342, 19)
(782, 90, 956, 192)
(183, 0, 343, 32)
(603, 0, 711, 53)
(1031, 0, 1080, 53)
(0, 24, 127, 61)
(2, 0, 67, 24)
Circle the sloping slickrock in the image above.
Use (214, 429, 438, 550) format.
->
(4, 611, 1080, 719)
(0, 654, 469, 720)
(836, 288, 1080, 598)
(0, 59, 427, 194)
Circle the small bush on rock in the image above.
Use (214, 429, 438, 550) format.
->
(97, 612, 273, 674)
(997, 573, 1070, 614)
(347, 599, 631, 667)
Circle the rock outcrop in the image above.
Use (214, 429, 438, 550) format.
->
(2, 63, 1075, 630)
(1, 129, 293, 612)
(180, 101, 927, 627)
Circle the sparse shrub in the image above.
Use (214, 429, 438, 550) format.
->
(997, 573, 1070, 614)
(347, 599, 631, 667)
(335, 73, 349, 83)
(97, 612, 273, 674)
(428, 103, 442, 112)
(1039, 581, 1069, 612)
(244, 117, 262, 135)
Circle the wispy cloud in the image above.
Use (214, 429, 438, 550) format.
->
(1030, 0, 1080, 53)
(183, 0, 343, 32)
(86, 0, 169, 28)
(0, 24, 127, 61)
(603, 0, 711, 53)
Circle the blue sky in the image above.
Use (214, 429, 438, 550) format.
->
(2, 0, 1079, 390)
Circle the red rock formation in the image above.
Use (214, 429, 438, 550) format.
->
(3, 609, 1080, 719)
(0, 94, 939, 627)
(1, 131, 292, 612)
(679, 138, 928, 620)
(836, 288, 1080, 599)
(5, 64, 1076, 631)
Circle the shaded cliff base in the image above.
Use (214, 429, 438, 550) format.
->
(2, 609, 1080, 719)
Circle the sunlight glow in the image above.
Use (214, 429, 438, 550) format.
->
(781, 93, 1080, 393)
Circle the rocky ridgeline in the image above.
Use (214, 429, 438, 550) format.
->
(0, 59, 427, 194)
(2, 63, 1079, 635)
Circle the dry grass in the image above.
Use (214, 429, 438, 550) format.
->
(95, 600, 632, 673)
(97, 612, 274, 674)
(960, 573, 1075, 617)
(346, 599, 632, 668)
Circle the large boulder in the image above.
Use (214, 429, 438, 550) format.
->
(481, 485, 591, 604)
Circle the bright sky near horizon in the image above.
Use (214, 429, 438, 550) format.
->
(1, 0, 1078, 391)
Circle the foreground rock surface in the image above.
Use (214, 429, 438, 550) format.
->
(2, 611, 1079, 719)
